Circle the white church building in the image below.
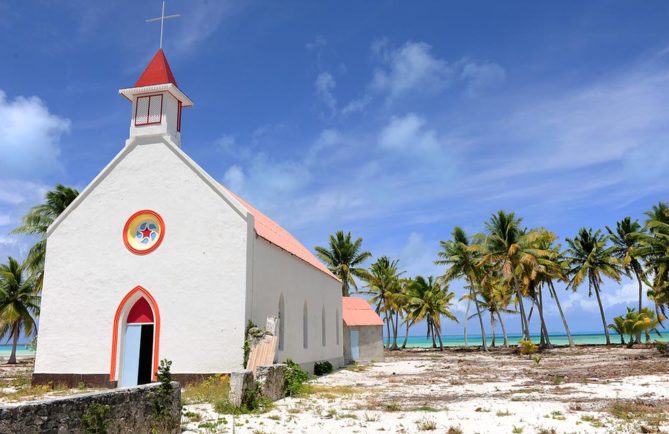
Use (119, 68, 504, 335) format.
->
(33, 49, 344, 387)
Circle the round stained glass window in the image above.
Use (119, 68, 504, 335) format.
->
(123, 210, 165, 255)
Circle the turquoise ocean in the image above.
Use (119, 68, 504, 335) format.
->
(0, 345, 35, 357)
(2, 332, 667, 357)
(386, 332, 668, 347)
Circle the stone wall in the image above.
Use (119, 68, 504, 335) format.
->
(228, 364, 287, 407)
(0, 382, 181, 434)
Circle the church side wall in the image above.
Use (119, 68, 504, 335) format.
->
(34, 140, 249, 380)
(251, 238, 344, 370)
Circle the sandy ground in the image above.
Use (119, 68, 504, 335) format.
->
(183, 346, 669, 434)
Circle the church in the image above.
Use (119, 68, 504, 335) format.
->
(32, 49, 345, 387)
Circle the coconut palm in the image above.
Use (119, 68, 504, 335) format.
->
(639, 203, 669, 317)
(0, 257, 40, 364)
(436, 227, 488, 351)
(610, 307, 663, 348)
(565, 228, 622, 345)
(608, 315, 627, 345)
(361, 256, 403, 349)
(315, 230, 372, 296)
(606, 217, 646, 313)
(474, 274, 514, 348)
(405, 276, 458, 351)
(12, 184, 79, 291)
(479, 211, 546, 341)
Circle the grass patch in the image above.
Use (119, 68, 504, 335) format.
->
(183, 410, 202, 422)
(416, 417, 437, 431)
(346, 362, 372, 372)
(410, 405, 440, 412)
(551, 375, 564, 385)
(607, 400, 667, 428)
(383, 403, 402, 412)
(446, 427, 463, 434)
(496, 409, 512, 417)
(580, 414, 605, 428)
(549, 410, 566, 421)
(512, 426, 524, 433)
(182, 375, 230, 404)
(305, 384, 361, 397)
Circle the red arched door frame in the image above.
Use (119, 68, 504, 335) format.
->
(109, 286, 161, 382)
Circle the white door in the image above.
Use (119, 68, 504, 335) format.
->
(120, 324, 142, 387)
(351, 330, 360, 360)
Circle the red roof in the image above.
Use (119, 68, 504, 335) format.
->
(135, 49, 178, 87)
(342, 297, 383, 326)
(221, 186, 338, 281)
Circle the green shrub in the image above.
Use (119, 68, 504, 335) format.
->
(150, 359, 178, 432)
(284, 359, 309, 396)
(518, 340, 538, 355)
(82, 403, 110, 434)
(314, 361, 333, 376)
(655, 341, 668, 355)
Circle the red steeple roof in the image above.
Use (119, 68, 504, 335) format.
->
(134, 49, 178, 87)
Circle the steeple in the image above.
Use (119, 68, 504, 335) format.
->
(119, 49, 193, 147)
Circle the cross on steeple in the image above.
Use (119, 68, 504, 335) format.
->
(146, 1, 180, 49)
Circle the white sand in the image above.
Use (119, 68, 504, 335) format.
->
(182, 347, 669, 433)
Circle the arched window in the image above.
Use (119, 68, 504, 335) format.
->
(303, 301, 308, 349)
(335, 308, 340, 345)
(278, 294, 285, 351)
(322, 305, 326, 347)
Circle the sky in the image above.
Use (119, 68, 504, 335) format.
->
(1, 1, 669, 339)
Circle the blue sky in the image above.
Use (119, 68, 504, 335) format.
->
(1, 1, 669, 338)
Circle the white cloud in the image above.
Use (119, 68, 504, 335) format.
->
(216, 134, 237, 154)
(315, 72, 337, 114)
(306, 35, 327, 51)
(341, 95, 372, 116)
(379, 113, 439, 152)
(173, 0, 236, 52)
(459, 59, 506, 96)
(371, 41, 453, 100)
(222, 165, 245, 191)
(0, 90, 70, 179)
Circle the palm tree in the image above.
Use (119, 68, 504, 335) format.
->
(12, 184, 79, 291)
(475, 275, 514, 348)
(606, 217, 646, 313)
(565, 228, 622, 345)
(638, 203, 669, 318)
(361, 256, 403, 349)
(0, 257, 40, 364)
(436, 227, 488, 351)
(406, 276, 458, 351)
(479, 211, 545, 341)
(315, 231, 372, 296)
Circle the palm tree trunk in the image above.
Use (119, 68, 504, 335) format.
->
(471, 288, 488, 352)
(8, 324, 19, 365)
(549, 281, 574, 348)
(634, 267, 644, 344)
(490, 312, 496, 348)
(634, 266, 643, 313)
(513, 278, 530, 341)
(385, 312, 391, 349)
(497, 311, 509, 348)
(389, 310, 398, 350)
(463, 298, 470, 348)
(436, 325, 443, 351)
(429, 319, 437, 348)
(392, 311, 400, 349)
(401, 320, 410, 349)
(537, 286, 551, 348)
(591, 278, 611, 345)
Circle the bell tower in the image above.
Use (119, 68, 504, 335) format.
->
(119, 49, 193, 147)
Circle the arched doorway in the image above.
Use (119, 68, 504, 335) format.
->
(110, 286, 160, 386)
